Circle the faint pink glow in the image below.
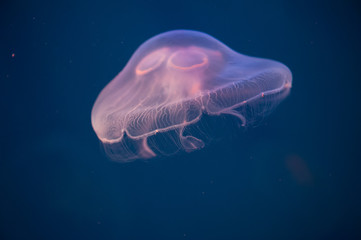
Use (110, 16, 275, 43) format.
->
(286, 155, 313, 185)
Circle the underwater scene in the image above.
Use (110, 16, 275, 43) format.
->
(1, 0, 360, 239)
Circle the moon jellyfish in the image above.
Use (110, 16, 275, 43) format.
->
(91, 30, 292, 162)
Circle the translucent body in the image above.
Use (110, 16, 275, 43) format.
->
(91, 30, 292, 162)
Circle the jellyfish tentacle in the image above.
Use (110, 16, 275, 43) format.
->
(179, 127, 205, 151)
(223, 110, 246, 126)
(138, 137, 156, 158)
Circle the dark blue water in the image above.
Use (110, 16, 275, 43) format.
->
(1, 0, 360, 239)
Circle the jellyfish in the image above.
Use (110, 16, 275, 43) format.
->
(91, 30, 292, 162)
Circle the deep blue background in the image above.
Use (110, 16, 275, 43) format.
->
(1, 0, 361, 239)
